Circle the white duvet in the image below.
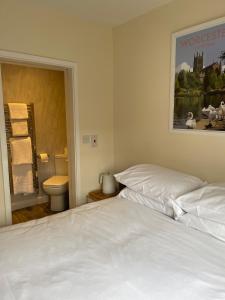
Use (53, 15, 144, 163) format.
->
(0, 197, 225, 300)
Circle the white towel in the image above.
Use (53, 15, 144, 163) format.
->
(8, 103, 28, 120)
(12, 164, 34, 194)
(11, 120, 28, 137)
(10, 137, 33, 165)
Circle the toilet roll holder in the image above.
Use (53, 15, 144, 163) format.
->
(37, 153, 49, 162)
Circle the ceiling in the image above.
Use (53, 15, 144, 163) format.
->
(39, 0, 173, 26)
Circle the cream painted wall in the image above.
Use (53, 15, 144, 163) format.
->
(114, 0, 225, 182)
(0, 0, 114, 211)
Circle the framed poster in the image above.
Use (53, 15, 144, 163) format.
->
(170, 17, 225, 133)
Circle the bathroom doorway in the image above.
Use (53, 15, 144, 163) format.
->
(0, 51, 80, 226)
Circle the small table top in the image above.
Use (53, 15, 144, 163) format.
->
(88, 189, 119, 201)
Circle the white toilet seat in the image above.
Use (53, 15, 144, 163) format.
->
(43, 175, 68, 194)
(44, 186, 67, 194)
(43, 175, 68, 188)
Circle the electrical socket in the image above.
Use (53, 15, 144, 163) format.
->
(91, 135, 97, 147)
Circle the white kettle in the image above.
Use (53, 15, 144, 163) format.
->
(99, 172, 116, 194)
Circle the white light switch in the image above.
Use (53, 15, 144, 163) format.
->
(82, 135, 91, 144)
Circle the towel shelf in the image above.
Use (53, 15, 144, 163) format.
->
(4, 104, 39, 194)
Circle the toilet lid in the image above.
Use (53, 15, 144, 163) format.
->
(43, 176, 69, 187)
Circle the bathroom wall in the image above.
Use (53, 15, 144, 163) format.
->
(1, 63, 67, 187)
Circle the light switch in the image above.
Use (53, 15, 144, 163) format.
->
(82, 135, 91, 144)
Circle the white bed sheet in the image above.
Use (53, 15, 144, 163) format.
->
(0, 197, 225, 300)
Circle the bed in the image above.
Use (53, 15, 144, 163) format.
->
(1, 164, 225, 300)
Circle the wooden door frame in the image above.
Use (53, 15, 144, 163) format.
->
(0, 50, 80, 226)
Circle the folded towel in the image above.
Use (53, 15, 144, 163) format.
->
(11, 120, 28, 137)
(8, 103, 28, 120)
(10, 137, 33, 165)
(12, 164, 34, 194)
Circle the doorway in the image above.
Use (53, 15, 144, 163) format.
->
(0, 50, 80, 226)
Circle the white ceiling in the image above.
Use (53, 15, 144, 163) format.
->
(40, 0, 173, 26)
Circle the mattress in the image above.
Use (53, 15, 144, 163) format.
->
(0, 197, 225, 300)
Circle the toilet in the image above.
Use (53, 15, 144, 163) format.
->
(43, 154, 69, 212)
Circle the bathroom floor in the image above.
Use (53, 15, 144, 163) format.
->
(12, 203, 58, 224)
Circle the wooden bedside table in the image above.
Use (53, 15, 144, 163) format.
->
(87, 189, 120, 203)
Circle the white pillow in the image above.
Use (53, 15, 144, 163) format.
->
(178, 213, 225, 243)
(114, 164, 204, 204)
(119, 187, 174, 217)
(173, 183, 225, 224)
